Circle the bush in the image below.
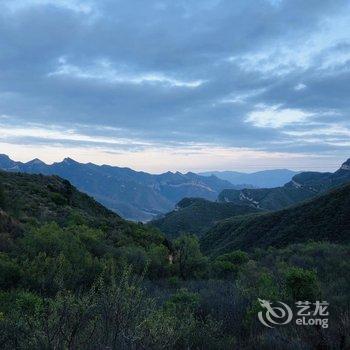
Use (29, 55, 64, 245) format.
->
(164, 288, 200, 314)
(173, 234, 209, 279)
(0, 184, 6, 209)
(211, 260, 237, 279)
(216, 251, 249, 265)
(147, 244, 170, 279)
(284, 266, 320, 301)
(212, 250, 249, 278)
(50, 192, 67, 206)
(0, 254, 21, 289)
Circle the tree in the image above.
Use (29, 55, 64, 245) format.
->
(173, 234, 208, 279)
(212, 250, 249, 278)
(147, 244, 170, 279)
(0, 254, 21, 289)
(284, 267, 320, 301)
(0, 183, 6, 210)
(216, 250, 249, 265)
(164, 288, 200, 314)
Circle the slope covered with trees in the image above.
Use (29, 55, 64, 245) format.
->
(0, 170, 349, 349)
(0, 171, 167, 250)
(151, 197, 261, 239)
(201, 183, 350, 255)
(0, 154, 241, 221)
(218, 158, 350, 211)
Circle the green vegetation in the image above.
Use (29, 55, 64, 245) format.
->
(218, 158, 350, 211)
(0, 171, 166, 250)
(0, 183, 5, 209)
(0, 154, 238, 221)
(211, 250, 249, 279)
(201, 183, 350, 255)
(150, 197, 260, 239)
(0, 170, 349, 349)
(284, 267, 320, 301)
(173, 234, 209, 279)
(218, 185, 316, 210)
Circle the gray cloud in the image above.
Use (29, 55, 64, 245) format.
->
(0, 0, 349, 162)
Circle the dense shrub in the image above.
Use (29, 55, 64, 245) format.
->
(173, 234, 209, 279)
(284, 266, 320, 301)
(0, 183, 6, 209)
(0, 171, 348, 349)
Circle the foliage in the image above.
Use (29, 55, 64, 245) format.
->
(0, 170, 349, 349)
(284, 266, 320, 301)
(0, 254, 21, 289)
(201, 183, 350, 254)
(151, 197, 260, 239)
(0, 183, 5, 209)
(173, 234, 209, 279)
(0, 266, 227, 350)
(0, 170, 167, 251)
(164, 288, 200, 313)
(211, 250, 249, 278)
(0, 155, 237, 222)
(147, 244, 171, 279)
(217, 161, 350, 212)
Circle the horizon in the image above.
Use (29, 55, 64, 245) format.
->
(1, 1, 350, 172)
(1, 152, 347, 174)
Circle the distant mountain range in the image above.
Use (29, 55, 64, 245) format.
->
(2, 153, 348, 224)
(151, 158, 350, 240)
(218, 159, 350, 211)
(199, 169, 299, 188)
(201, 181, 350, 255)
(0, 154, 242, 221)
(150, 197, 261, 239)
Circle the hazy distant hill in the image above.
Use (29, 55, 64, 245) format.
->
(218, 159, 350, 211)
(199, 169, 299, 188)
(150, 197, 261, 239)
(0, 154, 240, 221)
(201, 182, 350, 255)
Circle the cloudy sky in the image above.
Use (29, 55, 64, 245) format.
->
(0, 0, 349, 172)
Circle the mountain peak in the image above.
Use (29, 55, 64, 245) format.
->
(26, 158, 45, 166)
(0, 154, 17, 168)
(0, 154, 11, 160)
(339, 158, 350, 171)
(62, 157, 79, 165)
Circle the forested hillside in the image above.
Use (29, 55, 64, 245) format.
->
(218, 158, 350, 211)
(151, 197, 261, 239)
(202, 183, 350, 255)
(0, 170, 349, 349)
(0, 154, 240, 221)
(0, 170, 166, 250)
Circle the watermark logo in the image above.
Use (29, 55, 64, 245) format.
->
(258, 299, 329, 329)
(258, 298, 293, 328)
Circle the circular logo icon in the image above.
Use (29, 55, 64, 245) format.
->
(258, 298, 293, 328)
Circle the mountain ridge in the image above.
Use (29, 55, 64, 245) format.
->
(201, 182, 350, 255)
(0, 169, 166, 251)
(150, 197, 261, 239)
(0, 154, 241, 221)
(218, 158, 350, 211)
(199, 169, 299, 188)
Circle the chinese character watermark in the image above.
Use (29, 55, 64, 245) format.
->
(258, 298, 329, 329)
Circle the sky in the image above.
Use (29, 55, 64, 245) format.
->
(0, 0, 350, 173)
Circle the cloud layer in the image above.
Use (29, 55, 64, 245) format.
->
(0, 0, 349, 171)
